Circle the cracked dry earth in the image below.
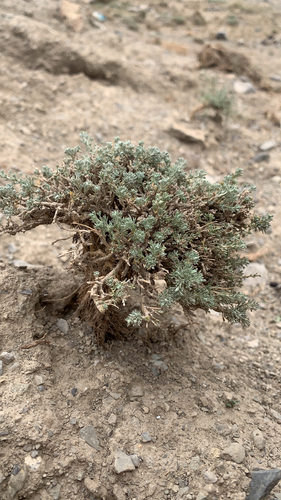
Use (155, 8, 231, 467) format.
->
(1, 0, 281, 499)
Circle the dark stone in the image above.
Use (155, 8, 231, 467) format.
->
(216, 29, 227, 40)
(71, 387, 77, 397)
(251, 153, 270, 163)
(80, 425, 100, 450)
(246, 469, 281, 500)
(12, 465, 21, 476)
(269, 281, 279, 288)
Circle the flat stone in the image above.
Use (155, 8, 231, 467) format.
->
(251, 429, 265, 450)
(0, 352, 15, 364)
(176, 486, 190, 500)
(8, 362, 19, 372)
(252, 152, 270, 163)
(259, 140, 277, 151)
(79, 425, 100, 450)
(34, 375, 43, 386)
(108, 413, 117, 424)
(113, 484, 126, 500)
(147, 483, 157, 496)
(168, 124, 206, 147)
(246, 469, 281, 500)
(270, 74, 281, 82)
(49, 484, 61, 500)
(270, 408, 281, 423)
(196, 494, 208, 500)
(109, 392, 121, 400)
(234, 80, 256, 94)
(57, 319, 69, 334)
(131, 385, 144, 397)
(84, 478, 108, 498)
(248, 339, 259, 348)
(204, 470, 218, 483)
(189, 456, 200, 470)
(7, 465, 27, 498)
(114, 449, 135, 474)
(221, 443, 245, 464)
(141, 432, 152, 442)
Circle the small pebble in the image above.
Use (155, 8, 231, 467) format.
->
(141, 432, 152, 442)
(0, 352, 15, 364)
(57, 318, 69, 334)
(252, 152, 270, 163)
(259, 140, 277, 151)
(216, 28, 227, 40)
(0, 360, 2, 376)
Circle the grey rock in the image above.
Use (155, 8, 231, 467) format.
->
(151, 360, 168, 375)
(251, 429, 265, 450)
(196, 494, 208, 500)
(204, 470, 218, 483)
(221, 443, 245, 464)
(234, 80, 256, 94)
(38, 385, 45, 392)
(20, 289, 32, 295)
(270, 74, 281, 82)
(13, 260, 31, 268)
(0, 360, 2, 376)
(70, 418, 77, 425)
(31, 450, 38, 458)
(7, 465, 27, 498)
(176, 486, 189, 500)
(259, 140, 277, 151)
(114, 449, 135, 474)
(0, 352, 15, 364)
(79, 425, 100, 450)
(246, 469, 281, 500)
(252, 152, 270, 163)
(49, 484, 61, 500)
(57, 318, 69, 334)
(8, 243, 17, 254)
(8, 362, 19, 372)
(23, 444, 33, 452)
(141, 432, 152, 442)
(189, 456, 200, 470)
(131, 385, 144, 397)
(34, 375, 43, 385)
(151, 354, 162, 361)
(270, 408, 281, 423)
(216, 28, 227, 40)
(130, 454, 140, 467)
(12, 465, 20, 476)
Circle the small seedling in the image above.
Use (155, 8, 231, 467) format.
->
(225, 399, 240, 408)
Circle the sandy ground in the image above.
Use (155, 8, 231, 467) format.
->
(1, 1, 281, 499)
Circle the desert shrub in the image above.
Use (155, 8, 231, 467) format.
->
(0, 134, 272, 341)
(202, 78, 233, 117)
